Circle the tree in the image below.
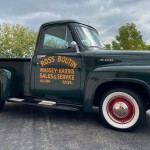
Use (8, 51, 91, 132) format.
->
(112, 23, 145, 50)
(105, 43, 111, 50)
(144, 45, 150, 50)
(0, 23, 37, 58)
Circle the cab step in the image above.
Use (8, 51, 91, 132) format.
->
(7, 98, 82, 111)
(38, 100, 56, 106)
(8, 98, 25, 102)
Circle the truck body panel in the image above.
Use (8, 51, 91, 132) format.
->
(0, 58, 31, 98)
(0, 20, 150, 131)
(0, 68, 11, 100)
(30, 53, 82, 102)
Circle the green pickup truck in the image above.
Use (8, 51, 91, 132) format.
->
(0, 20, 149, 131)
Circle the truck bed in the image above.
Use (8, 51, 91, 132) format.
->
(0, 58, 31, 98)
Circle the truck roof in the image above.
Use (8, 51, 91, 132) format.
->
(42, 20, 79, 25)
(41, 20, 96, 31)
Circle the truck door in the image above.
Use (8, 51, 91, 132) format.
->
(31, 25, 81, 102)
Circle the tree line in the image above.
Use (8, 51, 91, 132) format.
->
(0, 23, 37, 58)
(105, 23, 150, 50)
(0, 23, 149, 58)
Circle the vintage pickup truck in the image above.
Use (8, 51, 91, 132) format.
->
(0, 20, 149, 131)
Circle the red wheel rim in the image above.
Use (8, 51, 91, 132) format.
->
(106, 96, 135, 124)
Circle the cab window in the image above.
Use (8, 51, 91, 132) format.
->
(43, 26, 73, 49)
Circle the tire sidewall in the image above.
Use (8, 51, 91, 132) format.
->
(0, 100, 5, 111)
(99, 88, 146, 131)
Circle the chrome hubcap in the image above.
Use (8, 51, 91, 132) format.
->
(107, 95, 135, 124)
(112, 102, 129, 118)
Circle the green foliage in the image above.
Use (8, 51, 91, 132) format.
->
(44, 38, 65, 49)
(0, 23, 37, 58)
(44, 38, 59, 48)
(112, 23, 146, 50)
(144, 45, 150, 50)
(105, 43, 111, 50)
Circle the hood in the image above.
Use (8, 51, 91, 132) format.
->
(94, 49, 150, 68)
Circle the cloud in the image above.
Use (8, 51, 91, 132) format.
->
(0, 0, 149, 44)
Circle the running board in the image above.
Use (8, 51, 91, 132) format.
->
(38, 100, 56, 106)
(7, 98, 81, 111)
(8, 98, 25, 102)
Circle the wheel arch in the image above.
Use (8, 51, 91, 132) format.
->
(0, 69, 11, 100)
(93, 79, 150, 110)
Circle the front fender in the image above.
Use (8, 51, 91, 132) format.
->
(0, 69, 11, 100)
(83, 66, 150, 112)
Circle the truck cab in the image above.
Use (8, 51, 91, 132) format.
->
(30, 20, 105, 104)
(0, 20, 150, 131)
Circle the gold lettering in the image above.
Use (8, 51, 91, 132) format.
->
(40, 61, 45, 67)
(57, 56, 78, 69)
(62, 80, 73, 85)
(40, 56, 55, 67)
(40, 79, 51, 83)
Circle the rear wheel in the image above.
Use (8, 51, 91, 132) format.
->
(0, 100, 5, 111)
(99, 88, 146, 131)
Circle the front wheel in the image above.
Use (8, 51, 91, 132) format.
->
(99, 89, 146, 131)
(0, 100, 5, 111)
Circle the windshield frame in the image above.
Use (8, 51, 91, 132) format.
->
(75, 25, 105, 49)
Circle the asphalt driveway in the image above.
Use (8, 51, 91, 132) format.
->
(0, 102, 150, 150)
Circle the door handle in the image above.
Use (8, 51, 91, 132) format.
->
(36, 55, 46, 65)
(37, 55, 46, 59)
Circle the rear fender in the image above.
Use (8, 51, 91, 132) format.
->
(0, 69, 11, 100)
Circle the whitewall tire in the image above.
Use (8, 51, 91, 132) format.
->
(0, 100, 5, 111)
(99, 89, 146, 131)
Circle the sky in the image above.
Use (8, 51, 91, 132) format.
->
(0, 0, 150, 44)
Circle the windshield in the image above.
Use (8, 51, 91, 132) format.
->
(76, 26, 105, 49)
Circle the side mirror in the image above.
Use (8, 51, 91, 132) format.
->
(70, 41, 80, 53)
